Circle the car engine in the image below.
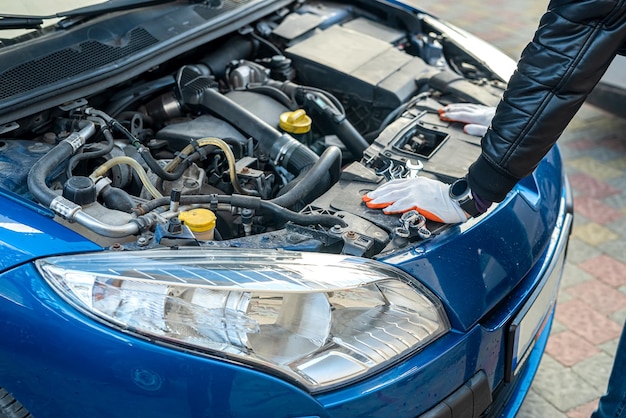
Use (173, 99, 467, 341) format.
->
(0, 0, 507, 258)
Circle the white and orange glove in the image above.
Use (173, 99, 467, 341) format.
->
(362, 177, 468, 224)
(438, 103, 495, 137)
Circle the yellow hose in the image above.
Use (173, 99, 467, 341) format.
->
(164, 137, 248, 195)
(91, 137, 245, 200)
(90, 156, 163, 199)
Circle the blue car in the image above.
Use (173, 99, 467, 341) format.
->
(0, 1, 572, 417)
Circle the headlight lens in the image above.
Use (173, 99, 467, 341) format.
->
(37, 248, 449, 392)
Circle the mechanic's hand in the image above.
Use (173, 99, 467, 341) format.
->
(362, 177, 468, 223)
(438, 103, 496, 137)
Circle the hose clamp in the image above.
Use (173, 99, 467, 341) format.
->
(273, 135, 299, 166)
(50, 196, 82, 220)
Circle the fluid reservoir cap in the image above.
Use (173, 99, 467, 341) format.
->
(279, 109, 312, 134)
(63, 176, 96, 205)
(178, 208, 216, 232)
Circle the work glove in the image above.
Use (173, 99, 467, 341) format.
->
(438, 103, 496, 137)
(362, 177, 468, 224)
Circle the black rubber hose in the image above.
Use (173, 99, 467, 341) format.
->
(221, 137, 245, 159)
(28, 141, 75, 207)
(101, 184, 137, 213)
(306, 90, 369, 158)
(106, 117, 197, 182)
(139, 148, 192, 181)
(66, 122, 115, 178)
(258, 200, 345, 228)
(334, 117, 369, 159)
(246, 84, 297, 110)
(270, 145, 342, 210)
(135, 194, 346, 227)
(105, 75, 176, 117)
(182, 85, 319, 176)
(29, 122, 97, 206)
(228, 195, 345, 227)
(272, 82, 369, 158)
(198, 36, 257, 79)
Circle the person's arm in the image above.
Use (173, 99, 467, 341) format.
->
(469, 0, 626, 203)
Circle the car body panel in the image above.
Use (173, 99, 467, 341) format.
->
(0, 190, 101, 272)
(382, 146, 565, 331)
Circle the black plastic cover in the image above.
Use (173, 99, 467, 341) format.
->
(419, 371, 492, 418)
(63, 176, 96, 205)
(285, 25, 434, 111)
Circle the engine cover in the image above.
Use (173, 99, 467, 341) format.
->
(285, 24, 434, 111)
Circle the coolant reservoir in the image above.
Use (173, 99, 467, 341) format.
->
(179, 208, 217, 240)
(279, 109, 312, 144)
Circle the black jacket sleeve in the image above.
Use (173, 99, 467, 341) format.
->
(467, 0, 626, 203)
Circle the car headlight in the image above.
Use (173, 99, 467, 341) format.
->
(36, 247, 449, 392)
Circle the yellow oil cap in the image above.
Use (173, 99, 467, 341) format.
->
(279, 109, 312, 134)
(178, 208, 216, 233)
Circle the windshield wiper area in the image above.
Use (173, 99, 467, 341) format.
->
(57, 0, 181, 19)
(0, 0, 181, 27)
(0, 18, 44, 30)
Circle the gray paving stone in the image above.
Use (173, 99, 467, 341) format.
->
(560, 262, 594, 288)
(572, 212, 591, 228)
(557, 288, 574, 303)
(549, 319, 567, 335)
(571, 352, 614, 392)
(579, 147, 625, 163)
(563, 237, 601, 264)
(564, 165, 582, 178)
(603, 214, 626, 236)
(599, 337, 620, 357)
(569, 186, 583, 198)
(516, 388, 568, 418)
(610, 309, 626, 326)
(606, 173, 626, 194)
(603, 194, 626, 214)
(530, 356, 599, 412)
(560, 147, 590, 161)
(575, 104, 617, 122)
(598, 240, 626, 264)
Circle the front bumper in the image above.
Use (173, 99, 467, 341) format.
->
(0, 161, 573, 418)
(417, 202, 571, 418)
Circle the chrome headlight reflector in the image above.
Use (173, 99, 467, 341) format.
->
(37, 248, 449, 391)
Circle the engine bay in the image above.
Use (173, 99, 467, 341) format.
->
(0, 0, 507, 258)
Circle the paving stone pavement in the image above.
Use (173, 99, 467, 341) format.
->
(416, 1, 626, 417)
